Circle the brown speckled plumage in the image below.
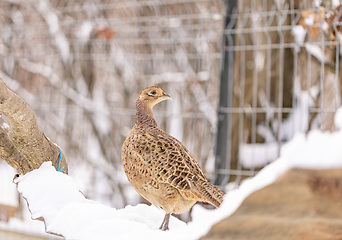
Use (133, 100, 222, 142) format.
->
(121, 86, 224, 230)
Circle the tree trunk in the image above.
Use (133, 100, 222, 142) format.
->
(0, 78, 68, 174)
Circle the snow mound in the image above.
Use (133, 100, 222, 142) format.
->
(14, 126, 342, 240)
(15, 163, 188, 240)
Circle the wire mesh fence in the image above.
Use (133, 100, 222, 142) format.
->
(215, 0, 342, 189)
(0, 0, 223, 238)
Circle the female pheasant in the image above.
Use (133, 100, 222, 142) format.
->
(121, 86, 224, 230)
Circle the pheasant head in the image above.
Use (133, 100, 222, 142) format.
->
(135, 86, 172, 126)
(138, 86, 172, 108)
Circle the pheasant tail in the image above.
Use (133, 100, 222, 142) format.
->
(192, 179, 224, 208)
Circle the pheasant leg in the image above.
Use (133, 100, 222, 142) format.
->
(159, 213, 170, 231)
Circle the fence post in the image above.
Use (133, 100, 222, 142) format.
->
(214, 0, 237, 187)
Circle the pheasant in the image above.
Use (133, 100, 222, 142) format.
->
(121, 86, 224, 231)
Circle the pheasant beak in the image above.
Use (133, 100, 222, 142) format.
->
(161, 93, 172, 101)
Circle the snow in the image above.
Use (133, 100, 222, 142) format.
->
(0, 215, 62, 240)
(240, 79, 317, 168)
(37, 1, 70, 64)
(304, 14, 315, 26)
(333, 0, 341, 8)
(292, 25, 306, 52)
(322, 21, 329, 31)
(305, 43, 328, 63)
(239, 142, 279, 168)
(335, 107, 342, 130)
(313, 0, 323, 8)
(168, 18, 181, 28)
(212, 14, 222, 21)
(14, 163, 188, 240)
(198, 71, 210, 81)
(281, 130, 342, 169)
(76, 21, 93, 42)
(7, 110, 342, 239)
(256, 52, 265, 71)
(277, 80, 317, 141)
(0, 163, 60, 239)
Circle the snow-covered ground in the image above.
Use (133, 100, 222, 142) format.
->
(239, 75, 318, 169)
(4, 108, 342, 240)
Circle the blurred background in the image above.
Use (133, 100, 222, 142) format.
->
(0, 0, 341, 239)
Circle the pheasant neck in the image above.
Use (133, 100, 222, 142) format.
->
(135, 99, 157, 128)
